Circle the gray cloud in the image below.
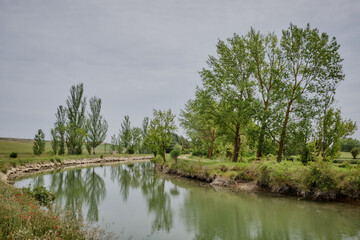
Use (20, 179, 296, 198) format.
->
(0, 0, 359, 140)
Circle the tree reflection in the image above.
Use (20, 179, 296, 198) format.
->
(85, 168, 106, 222)
(109, 162, 174, 233)
(177, 183, 360, 240)
(47, 167, 106, 222)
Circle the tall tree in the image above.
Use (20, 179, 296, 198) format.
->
(180, 89, 218, 159)
(139, 117, 151, 154)
(55, 105, 66, 155)
(33, 129, 45, 156)
(148, 109, 177, 162)
(50, 128, 59, 155)
(276, 23, 344, 162)
(200, 34, 254, 162)
(119, 115, 132, 151)
(66, 83, 87, 154)
(247, 28, 284, 158)
(85, 96, 108, 155)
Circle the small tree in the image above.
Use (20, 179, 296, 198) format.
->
(119, 115, 132, 151)
(50, 128, 59, 155)
(55, 105, 66, 155)
(148, 109, 177, 162)
(350, 147, 360, 159)
(170, 143, 182, 163)
(85, 96, 108, 155)
(33, 129, 45, 156)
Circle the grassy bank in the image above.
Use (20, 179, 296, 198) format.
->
(0, 180, 112, 239)
(0, 138, 141, 173)
(153, 155, 360, 200)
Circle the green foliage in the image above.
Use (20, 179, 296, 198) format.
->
(0, 181, 109, 239)
(32, 129, 45, 156)
(85, 96, 108, 155)
(119, 115, 132, 150)
(180, 23, 351, 162)
(55, 105, 66, 155)
(22, 186, 55, 207)
(303, 161, 338, 195)
(350, 147, 360, 159)
(170, 143, 182, 163)
(10, 152, 18, 158)
(50, 128, 59, 155)
(300, 142, 315, 164)
(147, 109, 177, 162)
(340, 138, 360, 152)
(66, 83, 87, 155)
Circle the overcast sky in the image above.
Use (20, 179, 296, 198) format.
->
(0, 0, 359, 141)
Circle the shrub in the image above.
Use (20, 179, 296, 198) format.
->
(22, 186, 55, 207)
(303, 161, 338, 195)
(350, 147, 360, 159)
(170, 143, 182, 163)
(10, 152, 18, 158)
(220, 165, 229, 172)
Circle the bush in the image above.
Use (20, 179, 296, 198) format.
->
(350, 147, 360, 159)
(303, 161, 338, 195)
(170, 143, 182, 162)
(22, 186, 55, 207)
(10, 152, 18, 158)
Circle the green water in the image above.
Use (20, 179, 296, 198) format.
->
(15, 162, 360, 240)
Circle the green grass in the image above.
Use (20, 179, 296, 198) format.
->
(154, 153, 360, 200)
(0, 180, 113, 239)
(0, 138, 145, 173)
(0, 138, 108, 157)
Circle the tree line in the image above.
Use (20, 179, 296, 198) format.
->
(180, 23, 357, 163)
(32, 23, 358, 163)
(33, 83, 188, 160)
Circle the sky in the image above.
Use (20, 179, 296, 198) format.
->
(0, 0, 359, 142)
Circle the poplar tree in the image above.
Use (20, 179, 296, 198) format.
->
(200, 34, 254, 162)
(66, 83, 87, 154)
(33, 129, 45, 156)
(119, 115, 131, 151)
(55, 105, 66, 155)
(50, 128, 59, 155)
(85, 96, 108, 155)
(276, 23, 344, 162)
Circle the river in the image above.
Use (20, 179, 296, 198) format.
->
(14, 162, 360, 240)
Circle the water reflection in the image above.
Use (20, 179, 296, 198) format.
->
(18, 162, 360, 240)
(108, 162, 174, 233)
(174, 177, 360, 240)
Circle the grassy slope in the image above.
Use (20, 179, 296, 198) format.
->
(154, 154, 360, 200)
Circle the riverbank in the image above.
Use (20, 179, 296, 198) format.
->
(0, 155, 152, 239)
(153, 156, 360, 201)
(1, 155, 153, 184)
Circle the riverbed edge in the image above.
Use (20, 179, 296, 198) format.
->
(0, 156, 153, 184)
(154, 162, 360, 203)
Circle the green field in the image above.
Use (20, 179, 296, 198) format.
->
(0, 138, 111, 172)
(0, 138, 107, 157)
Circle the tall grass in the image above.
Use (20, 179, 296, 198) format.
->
(0, 181, 114, 239)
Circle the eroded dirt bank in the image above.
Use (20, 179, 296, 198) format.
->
(0, 156, 152, 184)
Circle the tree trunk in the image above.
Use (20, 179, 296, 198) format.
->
(256, 102, 269, 159)
(162, 146, 166, 163)
(232, 124, 241, 163)
(277, 101, 292, 162)
(208, 129, 216, 159)
(256, 120, 266, 159)
(92, 147, 96, 155)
